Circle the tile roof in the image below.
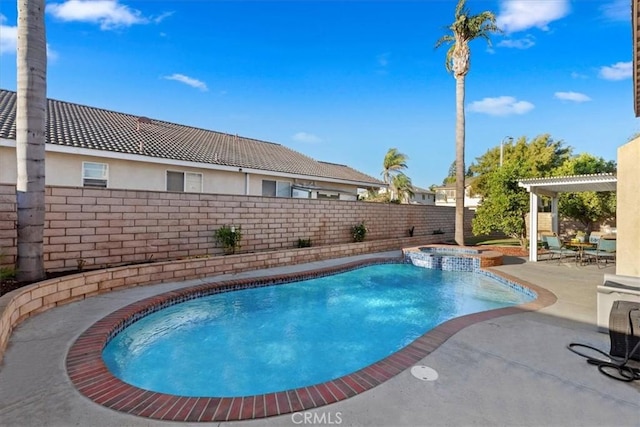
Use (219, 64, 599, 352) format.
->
(0, 89, 382, 186)
(412, 185, 434, 193)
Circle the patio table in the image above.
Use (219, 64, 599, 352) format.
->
(564, 241, 596, 264)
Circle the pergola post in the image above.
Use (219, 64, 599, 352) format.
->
(529, 191, 539, 262)
(551, 196, 559, 235)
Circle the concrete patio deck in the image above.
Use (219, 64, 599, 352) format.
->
(0, 252, 638, 426)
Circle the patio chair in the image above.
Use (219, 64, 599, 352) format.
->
(538, 231, 556, 250)
(588, 232, 603, 245)
(583, 238, 616, 268)
(544, 236, 577, 263)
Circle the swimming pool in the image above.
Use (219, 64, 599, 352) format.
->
(102, 263, 534, 397)
(67, 258, 551, 421)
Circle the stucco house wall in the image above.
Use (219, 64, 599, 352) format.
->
(433, 181, 482, 210)
(0, 143, 365, 199)
(616, 138, 640, 277)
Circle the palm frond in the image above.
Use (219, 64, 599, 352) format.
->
(382, 148, 409, 185)
(454, 0, 468, 18)
(434, 34, 455, 49)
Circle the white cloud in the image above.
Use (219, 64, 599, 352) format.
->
(1, 14, 57, 61)
(554, 91, 591, 103)
(497, 36, 535, 49)
(47, 0, 148, 30)
(153, 11, 174, 24)
(600, 0, 630, 22)
(571, 72, 588, 79)
(47, 45, 59, 62)
(599, 61, 632, 80)
(292, 132, 322, 144)
(0, 15, 17, 55)
(163, 74, 208, 91)
(497, 0, 570, 33)
(468, 96, 534, 116)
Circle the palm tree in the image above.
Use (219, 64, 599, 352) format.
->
(392, 173, 415, 204)
(16, 0, 47, 282)
(435, 0, 499, 246)
(381, 148, 409, 201)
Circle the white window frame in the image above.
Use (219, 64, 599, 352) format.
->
(166, 170, 203, 193)
(292, 188, 311, 199)
(262, 180, 292, 198)
(82, 162, 108, 188)
(317, 191, 339, 199)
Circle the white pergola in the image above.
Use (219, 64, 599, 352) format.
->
(518, 173, 617, 261)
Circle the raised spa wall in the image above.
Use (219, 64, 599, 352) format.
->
(403, 245, 504, 271)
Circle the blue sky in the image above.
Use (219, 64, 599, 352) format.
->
(0, 0, 636, 188)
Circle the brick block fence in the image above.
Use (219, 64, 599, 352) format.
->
(0, 184, 473, 273)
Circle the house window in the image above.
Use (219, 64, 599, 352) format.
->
(292, 188, 311, 198)
(262, 180, 291, 197)
(166, 171, 203, 193)
(317, 191, 339, 199)
(82, 162, 108, 188)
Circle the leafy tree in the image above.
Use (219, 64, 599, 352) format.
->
(471, 135, 571, 246)
(436, 0, 500, 246)
(470, 134, 571, 198)
(556, 153, 617, 232)
(381, 148, 409, 201)
(443, 160, 473, 184)
(16, 0, 47, 282)
(555, 152, 616, 176)
(472, 164, 530, 246)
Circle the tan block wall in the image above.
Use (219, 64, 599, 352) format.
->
(0, 184, 472, 272)
(0, 184, 16, 264)
(616, 139, 640, 277)
(525, 212, 612, 240)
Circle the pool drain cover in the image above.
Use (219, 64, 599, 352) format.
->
(411, 365, 438, 381)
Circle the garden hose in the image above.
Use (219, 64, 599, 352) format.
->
(568, 307, 640, 382)
(567, 341, 640, 382)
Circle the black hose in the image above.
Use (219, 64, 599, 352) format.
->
(568, 308, 640, 383)
(567, 342, 640, 382)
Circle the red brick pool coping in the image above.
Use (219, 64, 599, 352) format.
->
(66, 258, 556, 422)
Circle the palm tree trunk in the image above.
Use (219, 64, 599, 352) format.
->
(454, 75, 465, 246)
(16, 0, 47, 282)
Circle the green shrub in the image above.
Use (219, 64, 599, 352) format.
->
(297, 238, 312, 248)
(351, 221, 368, 243)
(214, 225, 242, 255)
(0, 250, 16, 281)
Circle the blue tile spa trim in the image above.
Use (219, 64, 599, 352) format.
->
(404, 247, 481, 272)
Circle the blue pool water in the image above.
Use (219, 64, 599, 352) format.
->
(103, 264, 533, 397)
